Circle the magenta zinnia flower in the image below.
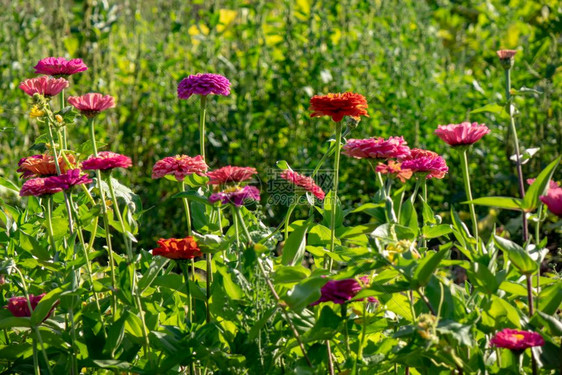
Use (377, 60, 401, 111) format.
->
(33, 57, 88, 77)
(82, 151, 132, 171)
(19, 76, 69, 98)
(490, 329, 544, 351)
(20, 178, 63, 197)
(400, 148, 448, 179)
(151, 155, 209, 181)
(540, 187, 562, 217)
(209, 185, 260, 206)
(280, 170, 325, 200)
(207, 166, 258, 185)
(343, 137, 410, 160)
(435, 122, 490, 146)
(68, 93, 115, 118)
(312, 277, 374, 305)
(5, 294, 46, 317)
(177, 73, 231, 99)
(45, 169, 92, 190)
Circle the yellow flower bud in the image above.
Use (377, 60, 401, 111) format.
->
(55, 114, 63, 123)
(29, 105, 45, 118)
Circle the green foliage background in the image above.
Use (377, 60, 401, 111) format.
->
(1, 0, 561, 249)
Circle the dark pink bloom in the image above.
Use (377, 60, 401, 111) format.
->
(5, 294, 47, 317)
(33, 57, 88, 77)
(152, 155, 208, 181)
(526, 178, 559, 191)
(496, 50, 518, 60)
(400, 148, 448, 179)
(343, 137, 410, 160)
(490, 329, 544, 351)
(45, 169, 92, 190)
(540, 187, 562, 217)
(312, 278, 363, 305)
(19, 76, 69, 97)
(280, 170, 325, 200)
(177, 73, 231, 99)
(209, 186, 260, 206)
(435, 122, 490, 146)
(20, 178, 63, 197)
(68, 93, 115, 118)
(207, 166, 258, 185)
(82, 151, 132, 171)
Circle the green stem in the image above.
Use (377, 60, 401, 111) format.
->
(32, 337, 39, 375)
(535, 205, 542, 309)
(327, 121, 343, 271)
(45, 197, 57, 255)
(459, 149, 479, 244)
(341, 304, 350, 357)
(284, 200, 298, 241)
(421, 180, 428, 249)
(181, 182, 192, 236)
(199, 96, 208, 161)
(232, 206, 241, 249)
(59, 90, 67, 150)
(180, 262, 193, 325)
(205, 253, 212, 323)
(353, 301, 368, 375)
(236, 208, 253, 245)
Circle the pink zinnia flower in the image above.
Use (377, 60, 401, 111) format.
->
(526, 178, 559, 191)
(177, 73, 231, 99)
(375, 160, 413, 183)
(435, 122, 490, 146)
(343, 137, 411, 160)
(19, 76, 69, 97)
(209, 185, 260, 206)
(400, 148, 448, 179)
(496, 50, 518, 60)
(490, 329, 544, 351)
(280, 170, 325, 200)
(67, 93, 115, 118)
(82, 151, 132, 171)
(207, 166, 258, 185)
(312, 276, 378, 305)
(20, 178, 63, 197)
(33, 57, 88, 77)
(152, 155, 208, 181)
(5, 294, 47, 317)
(45, 169, 92, 190)
(540, 187, 562, 217)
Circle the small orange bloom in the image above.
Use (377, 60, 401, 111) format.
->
(309, 92, 368, 122)
(375, 160, 413, 183)
(18, 154, 76, 179)
(152, 237, 202, 260)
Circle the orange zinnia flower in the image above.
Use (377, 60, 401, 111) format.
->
(152, 237, 202, 260)
(18, 154, 76, 179)
(309, 92, 368, 122)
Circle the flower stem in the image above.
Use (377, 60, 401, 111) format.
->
(45, 197, 57, 255)
(459, 148, 479, 244)
(206, 253, 212, 323)
(341, 304, 350, 357)
(59, 90, 67, 150)
(327, 121, 343, 271)
(352, 301, 368, 375)
(180, 262, 193, 325)
(180, 182, 193, 236)
(199, 95, 208, 161)
(284, 200, 298, 241)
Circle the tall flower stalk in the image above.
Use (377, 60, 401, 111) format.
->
(459, 148, 479, 243)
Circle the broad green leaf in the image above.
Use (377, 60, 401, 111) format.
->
(470, 103, 504, 114)
(276, 160, 290, 170)
(538, 282, 562, 315)
(422, 224, 453, 239)
(494, 235, 537, 275)
(172, 190, 212, 206)
(399, 200, 418, 234)
(0, 317, 31, 329)
(322, 191, 343, 229)
(284, 277, 327, 312)
(523, 156, 561, 211)
(281, 221, 310, 266)
(138, 256, 169, 294)
(102, 315, 126, 356)
(273, 265, 310, 284)
(0, 177, 19, 193)
(371, 223, 416, 241)
(31, 288, 62, 325)
(466, 263, 503, 294)
(466, 197, 524, 211)
(412, 249, 448, 288)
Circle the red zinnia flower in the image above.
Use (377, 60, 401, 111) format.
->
(82, 151, 132, 171)
(151, 155, 209, 181)
(343, 137, 410, 160)
(540, 187, 562, 217)
(152, 237, 202, 260)
(20, 178, 63, 197)
(68, 93, 115, 118)
(400, 148, 448, 179)
(209, 185, 261, 206)
(435, 122, 490, 146)
(5, 294, 49, 318)
(490, 329, 544, 351)
(280, 170, 325, 200)
(18, 154, 76, 179)
(207, 166, 258, 185)
(375, 160, 413, 183)
(309, 92, 368, 122)
(19, 76, 69, 97)
(33, 57, 88, 77)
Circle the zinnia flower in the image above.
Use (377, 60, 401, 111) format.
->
(19, 76, 69, 97)
(209, 185, 260, 206)
(44, 169, 92, 190)
(343, 137, 410, 160)
(400, 149, 448, 179)
(526, 178, 559, 190)
(435, 122, 490, 146)
(490, 329, 544, 351)
(540, 187, 562, 217)
(177, 73, 231, 99)
(20, 178, 63, 197)
(33, 57, 88, 77)
(152, 237, 202, 260)
(207, 166, 258, 185)
(67, 93, 115, 118)
(152, 155, 208, 181)
(82, 151, 132, 171)
(375, 160, 413, 183)
(496, 50, 518, 60)
(18, 154, 76, 179)
(312, 276, 377, 305)
(280, 170, 325, 200)
(309, 92, 368, 122)
(5, 294, 48, 317)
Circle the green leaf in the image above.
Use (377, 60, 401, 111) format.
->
(467, 263, 503, 294)
(102, 315, 126, 356)
(421, 198, 436, 225)
(284, 277, 328, 312)
(0, 317, 31, 329)
(412, 249, 448, 288)
(172, 189, 212, 206)
(466, 197, 524, 211)
(538, 282, 562, 315)
(371, 223, 416, 241)
(493, 235, 537, 275)
(281, 221, 310, 266)
(399, 200, 418, 234)
(322, 191, 343, 229)
(31, 288, 61, 325)
(470, 103, 504, 114)
(0, 177, 19, 193)
(276, 160, 290, 170)
(523, 156, 561, 211)
(138, 256, 169, 294)
(183, 173, 209, 188)
(422, 224, 453, 239)
(273, 265, 310, 284)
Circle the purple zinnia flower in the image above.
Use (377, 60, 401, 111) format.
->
(82, 151, 132, 171)
(45, 169, 92, 190)
(209, 185, 260, 206)
(20, 178, 63, 197)
(33, 57, 88, 77)
(177, 73, 231, 100)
